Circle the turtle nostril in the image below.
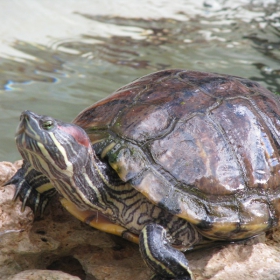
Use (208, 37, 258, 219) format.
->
(20, 110, 31, 121)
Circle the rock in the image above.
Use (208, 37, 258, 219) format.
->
(7, 269, 80, 280)
(189, 237, 280, 280)
(0, 161, 18, 185)
(1, 161, 280, 280)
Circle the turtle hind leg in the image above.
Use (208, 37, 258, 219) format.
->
(139, 223, 193, 280)
(5, 160, 56, 215)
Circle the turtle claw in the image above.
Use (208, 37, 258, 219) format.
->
(20, 183, 38, 213)
(5, 161, 56, 216)
(12, 180, 25, 202)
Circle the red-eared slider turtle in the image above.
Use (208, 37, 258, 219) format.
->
(6, 69, 280, 280)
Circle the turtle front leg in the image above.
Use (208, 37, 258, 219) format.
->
(5, 160, 56, 215)
(139, 224, 193, 280)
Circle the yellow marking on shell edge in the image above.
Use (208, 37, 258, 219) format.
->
(60, 198, 138, 243)
(177, 212, 201, 226)
(36, 183, 54, 193)
(142, 227, 174, 276)
(202, 221, 269, 240)
(101, 142, 116, 159)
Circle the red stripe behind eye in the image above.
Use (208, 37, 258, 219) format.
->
(58, 125, 90, 147)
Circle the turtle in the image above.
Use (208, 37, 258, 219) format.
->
(6, 69, 280, 280)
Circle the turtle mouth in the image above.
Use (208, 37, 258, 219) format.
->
(15, 111, 43, 150)
(15, 117, 27, 137)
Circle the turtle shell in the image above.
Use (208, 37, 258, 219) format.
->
(74, 69, 280, 240)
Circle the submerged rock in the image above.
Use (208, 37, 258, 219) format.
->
(1, 161, 280, 280)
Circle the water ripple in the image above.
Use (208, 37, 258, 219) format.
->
(0, 0, 279, 160)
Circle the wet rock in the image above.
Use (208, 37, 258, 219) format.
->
(1, 161, 280, 280)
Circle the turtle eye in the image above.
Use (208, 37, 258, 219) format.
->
(42, 120, 54, 130)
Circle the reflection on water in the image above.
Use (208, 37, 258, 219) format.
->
(0, 0, 279, 161)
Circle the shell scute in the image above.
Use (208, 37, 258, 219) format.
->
(178, 71, 260, 99)
(112, 104, 172, 142)
(111, 74, 219, 141)
(74, 84, 142, 130)
(212, 97, 280, 190)
(150, 114, 245, 195)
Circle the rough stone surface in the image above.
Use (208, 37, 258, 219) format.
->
(1, 161, 280, 280)
(7, 269, 80, 280)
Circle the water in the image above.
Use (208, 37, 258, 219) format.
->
(0, 0, 279, 161)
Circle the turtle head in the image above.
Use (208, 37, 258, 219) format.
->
(16, 110, 92, 179)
